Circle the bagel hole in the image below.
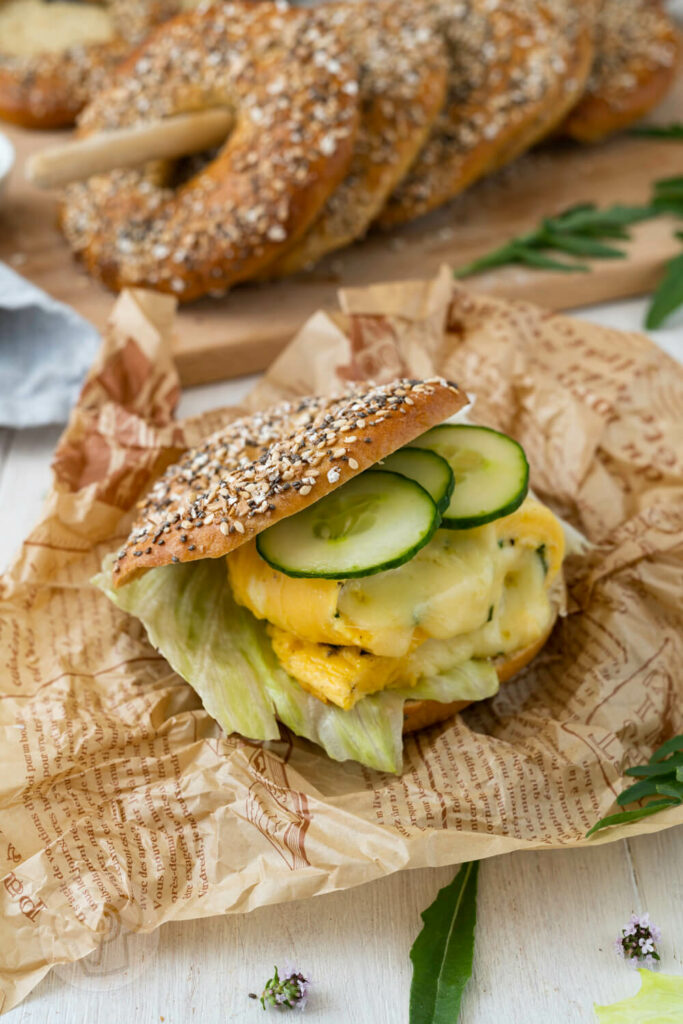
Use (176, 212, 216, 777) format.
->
(167, 147, 220, 190)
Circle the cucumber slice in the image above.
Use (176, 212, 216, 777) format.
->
(256, 470, 439, 579)
(412, 424, 529, 529)
(375, 447, 454, 514)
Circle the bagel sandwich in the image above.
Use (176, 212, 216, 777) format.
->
(101, 378, 565, 772)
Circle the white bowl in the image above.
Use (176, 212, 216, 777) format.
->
(0, 132, 15, 203)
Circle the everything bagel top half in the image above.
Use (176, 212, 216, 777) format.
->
(106, 378, 566, 770)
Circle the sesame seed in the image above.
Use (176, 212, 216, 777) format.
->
(59, 2, 362, 300)
(381, 0, 603, 224)
(115, 378, 463, 579)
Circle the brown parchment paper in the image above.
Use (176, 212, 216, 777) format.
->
(1, 271, 682, 1012)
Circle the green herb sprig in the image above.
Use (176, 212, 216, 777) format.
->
(630, 123, 683, 140)
(586, 735, 683, 838)
(409, 861, 478, 1024)
(646, 233, 683, 328)
(644, 176, 683, 328)
(453, 204, 654, 278)
(650, 174, 683, 217)
(250, 966, 310, 1011)
(453, 175, 683, 329)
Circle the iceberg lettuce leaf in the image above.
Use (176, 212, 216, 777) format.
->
(95, 557, 281, 741)
(393, 660, 499, 704)
(594, 970, 683, 1024)
(266, 668, 405, 774)
(96, 558, 497, 773)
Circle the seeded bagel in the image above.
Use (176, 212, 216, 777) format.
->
(113, 377, 466, 586)
(261, 0, 448, 277)
(376, 0, 595, 228)
(60, 1, 361, 302)
(0, 0, 183, 129)
(561, 0, 679, 143)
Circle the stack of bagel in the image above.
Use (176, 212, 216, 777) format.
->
(2, 0, 678, 299)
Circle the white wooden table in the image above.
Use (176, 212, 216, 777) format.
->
(1, 296, 681, 1023)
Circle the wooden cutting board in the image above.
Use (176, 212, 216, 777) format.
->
(1, 75, 682, 386)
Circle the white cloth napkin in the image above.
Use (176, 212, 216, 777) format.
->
(0, 262, 100, 428)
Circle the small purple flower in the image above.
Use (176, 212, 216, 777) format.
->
(615, 912, 661, 969)
(253, 966, 310, 1011)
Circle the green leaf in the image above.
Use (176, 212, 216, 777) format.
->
(616, 778, 666, 806)
(649, 735, 683, 762)
(94, 556, 281, 741)
(651, 199, 683, 218)
(540, 230, 626, 259)
(631, 123, 683, 140)
(453, 244, 520, 277)
(581, 225, 632, 240)
(625, 752, 683, 777)
(651, 176, 683, 217)
(586, 799, 678, 838)
(515, 249, 588, 272)
(393, 660, 498, 704)
(553, 204, 655, 230)
(653, 174, 683, 194)
(655, 781, 683, 802)
(553, 202, 597, 218)
(453, 202, 659, 280)
(588, 735, 683, 836)
(97, 558, 499, 773)
(645, 252, 683, 329)
(409, 862, 479, 1024)
(594, 969, 683, 1024)
(267, 674, 405, 773)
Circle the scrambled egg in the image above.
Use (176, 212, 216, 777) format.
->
(227, 498, 564, 709)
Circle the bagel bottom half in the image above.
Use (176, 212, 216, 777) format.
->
(401, 612, 557, 734)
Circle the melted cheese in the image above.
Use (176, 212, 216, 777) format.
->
(228, 545, 377, 649)
(227, 497, 565, 709)
(337, 523, 501, 654)
(267, 552, 554, 708)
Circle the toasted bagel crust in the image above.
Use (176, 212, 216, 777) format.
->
(561, 0, 679, 143)
(402, 615, 556, 733)
(377, 0, 594, 228)
(114, 377, 466, 587)
(262, 0, 448, 277)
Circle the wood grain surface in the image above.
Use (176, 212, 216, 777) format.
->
(0, 829, 680, 1024)
(0, 75, 682, 386)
